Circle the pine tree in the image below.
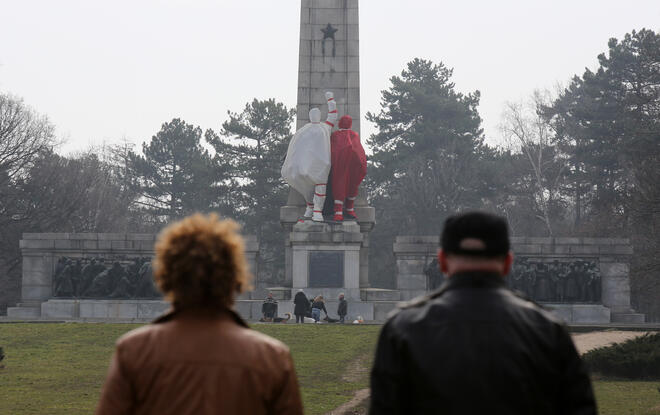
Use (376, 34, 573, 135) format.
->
(544, 29, 660, 232)
(366, 59, 494, 287)
(129, 119, 215, 223)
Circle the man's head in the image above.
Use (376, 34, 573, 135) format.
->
(339, 293, 345, 300)
(153, 213, 252, 310)
(439, 212, 513, 277)
(267, 292, 273, 299)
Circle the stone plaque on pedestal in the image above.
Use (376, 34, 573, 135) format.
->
(309, 251, 344, 288)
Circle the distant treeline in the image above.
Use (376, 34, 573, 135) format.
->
(0, 29, 658, 320)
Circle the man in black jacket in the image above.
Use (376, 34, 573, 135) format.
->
(370, 212, 597, 415)
(337, 293, 348, 323)
(293, 289, 310, 323)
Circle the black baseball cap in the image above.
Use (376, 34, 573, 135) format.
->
(441, 212, 510, 258)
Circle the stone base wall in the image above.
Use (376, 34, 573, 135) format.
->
(7, 233, 258, 319)
(32, 297, 399, 323)
(544, 304, 611, 324)
(41, 299, 170, 320)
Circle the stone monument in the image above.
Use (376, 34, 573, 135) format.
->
(278, 0, 380, 318)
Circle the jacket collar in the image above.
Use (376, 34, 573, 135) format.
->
(153, 307, 249, 328)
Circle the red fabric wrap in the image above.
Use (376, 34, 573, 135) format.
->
(330, 116, 367, 204)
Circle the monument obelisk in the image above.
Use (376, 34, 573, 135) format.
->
(281, 0, 374, 296)
(296, 0, 361, 134)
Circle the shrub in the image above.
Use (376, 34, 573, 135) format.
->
(0, 346, 4, 365)
(583, 332, 660, 380)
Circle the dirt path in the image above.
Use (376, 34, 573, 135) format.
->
(325, 389, 369, 415)
(571, 330, 649, 354)
(323, 355, 370, 415)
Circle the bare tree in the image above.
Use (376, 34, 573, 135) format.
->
(500, 90, 567, 236)
(0, 94, 56, 186)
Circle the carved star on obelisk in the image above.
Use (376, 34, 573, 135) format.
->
(321, 24, 338, 57)
(321, 23, 338, 40)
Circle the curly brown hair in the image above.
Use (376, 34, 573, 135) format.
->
(153, 213, 252, 310)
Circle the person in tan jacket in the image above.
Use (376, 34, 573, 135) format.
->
(95, 214, 304, 415)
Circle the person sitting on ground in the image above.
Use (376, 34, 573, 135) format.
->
(293, 289, 309, 324)
(95, 213, 303, 415)
(370, 211, 596, 415)
(262, 292, 278, 321)
(337, 293, 348, 323)
(310, 295, 327, 322)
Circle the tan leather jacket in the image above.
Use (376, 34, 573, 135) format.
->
(95, 309, 303, 415)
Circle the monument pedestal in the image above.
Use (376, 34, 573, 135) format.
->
(290, 221, 362, 300)
(273, 211, 383, 321)
(280, 188, 375, 289)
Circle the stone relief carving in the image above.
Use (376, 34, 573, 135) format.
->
(423, 258, 445, 291)
(509, 258, 601, 303)
(423, 257, 602, 303)
(53, 256, 160, 299)
(321, 23, 338, 57)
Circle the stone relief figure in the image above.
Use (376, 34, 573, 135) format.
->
(84, 264, 115, 297)
(110, 262, 133, 299)
(564, 263, 580, 302)
(79, 258, 105, 296)
(586, 262, 602, 302)
(54, 259, 75, 297)
(135, 260, 159, 298)
(424, 258, 445, 291)
(533, 263, 552, 302)
(52, 256, 160, 299)
(281, 92, 338, 222)
(507, 258, 601, 303)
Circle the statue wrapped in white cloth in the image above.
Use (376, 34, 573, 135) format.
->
(281, 92, 338, 222)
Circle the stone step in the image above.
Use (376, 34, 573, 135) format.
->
(7, 306, 41, 319)
(611, 313, 646, 324)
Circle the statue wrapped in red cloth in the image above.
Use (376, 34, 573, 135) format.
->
(330, 115, 367, 221)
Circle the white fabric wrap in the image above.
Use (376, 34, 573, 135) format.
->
(281, 123, 332, 198)
(281, 97, 337, 199)
(326, 98, 338, 127)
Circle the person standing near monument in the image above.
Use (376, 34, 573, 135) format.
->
(293, 289, 310, 323)
(330, 115, 367, 221)
(370, 212, 596, 414)
(337, 293, 348, 323)
(310, 295, 327, 322)
(281, 92, 338, 222)
(95, 214, 303, 415)
(262, 292, 279, 321)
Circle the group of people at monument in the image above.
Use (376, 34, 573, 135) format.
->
(52, 257, 159, 299)
(281, 91, 367, 222)
(262, 290, 348, 323)
(95, 212, 596, 415)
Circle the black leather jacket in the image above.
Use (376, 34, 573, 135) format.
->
(370, 271, 596, 415)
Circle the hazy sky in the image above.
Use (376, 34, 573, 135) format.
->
(1, 0, 659, 154)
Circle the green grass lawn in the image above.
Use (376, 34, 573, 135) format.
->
(1, 323, 659, 415)
(0, 323, 379, 415)
(595, 381, 660, 415)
